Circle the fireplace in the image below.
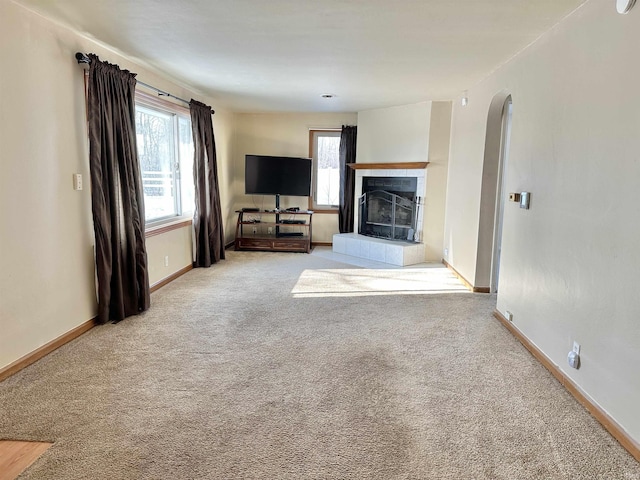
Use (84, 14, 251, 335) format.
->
(358, 176, 419, 242)
(333, 162, 428, 266)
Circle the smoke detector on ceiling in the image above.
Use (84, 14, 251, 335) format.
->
(616, 0, 636, 14)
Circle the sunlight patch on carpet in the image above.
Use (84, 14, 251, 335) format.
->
(291, 267, 469, 298)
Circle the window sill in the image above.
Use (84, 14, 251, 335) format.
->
(145, 216, 193, 238)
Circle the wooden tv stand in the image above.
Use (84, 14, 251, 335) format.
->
(234, 210, 313, 253)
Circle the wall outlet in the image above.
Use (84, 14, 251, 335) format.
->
(506, 311, 513, 322)
(164, 256, 169, 267)
(568, 341, 581, 369)
(73, 173, 83, 191)
(268, 227, 273, 234)
(444, 248, 449, 256)
(252, 226, 257, 234)
(568, 351, 580, 369)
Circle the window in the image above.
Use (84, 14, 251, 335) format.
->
(310, 130, 341, 210)
(135, 96, 194, 224)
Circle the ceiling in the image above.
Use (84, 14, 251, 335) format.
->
(14, 0, 587, 112)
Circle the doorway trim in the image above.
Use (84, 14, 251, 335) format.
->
(474, 90, 512, 291)
(491, 96, 513, 292)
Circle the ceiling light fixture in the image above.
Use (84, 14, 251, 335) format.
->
(321, 94, 336, 99)
(616, 0, 636, 14)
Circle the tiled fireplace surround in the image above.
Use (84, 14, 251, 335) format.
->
(333, 162, 428, 266)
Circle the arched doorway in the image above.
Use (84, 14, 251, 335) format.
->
(475, 92, 513, 292)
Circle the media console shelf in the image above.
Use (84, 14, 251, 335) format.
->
(234, 210, 313, 253)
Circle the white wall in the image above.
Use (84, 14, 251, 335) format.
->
(356, 102, 450, 260)
(356, 102, 431, 164)
(444, 0, 640, 442)
(0, 1, 234, 370)
(214, 109, 237, 246)
(232, 113, 358, 243)
(425, 102, 452, 261)
(146, 226, 193, 286)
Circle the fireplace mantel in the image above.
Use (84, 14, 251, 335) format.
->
(348, 162, 429, 170)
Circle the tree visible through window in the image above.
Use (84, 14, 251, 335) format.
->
(311, 130, 341, 209)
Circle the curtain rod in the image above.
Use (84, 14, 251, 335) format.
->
(75, 52, 192, 107)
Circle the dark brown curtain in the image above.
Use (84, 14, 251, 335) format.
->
(338, 125, 357, 233)
(190, 100, 225, 267)
(87, 54, 150, 324)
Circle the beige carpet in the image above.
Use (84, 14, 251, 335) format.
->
(0, 250, 638, 479)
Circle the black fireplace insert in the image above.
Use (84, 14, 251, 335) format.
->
(358, 176, 419, 242)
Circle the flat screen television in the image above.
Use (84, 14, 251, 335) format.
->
(245, 155, 312, 197)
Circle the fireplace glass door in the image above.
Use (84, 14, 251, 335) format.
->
(359, 190, 417, 241)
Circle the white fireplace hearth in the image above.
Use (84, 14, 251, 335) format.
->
(332, 162, 429, 266)
(332, 233, 425, 266)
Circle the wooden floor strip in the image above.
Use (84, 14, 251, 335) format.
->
(0, 440, 53, 480)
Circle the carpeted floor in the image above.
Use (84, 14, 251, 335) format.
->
(1, 250, 638, 479)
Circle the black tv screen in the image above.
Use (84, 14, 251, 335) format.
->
(245, 155, 312, 197)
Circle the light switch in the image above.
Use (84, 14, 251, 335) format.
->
(519, 192, 530, 209)
(73, 173, 83, 191)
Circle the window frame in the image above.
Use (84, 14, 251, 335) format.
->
(308, 129, 342, 213)
(135, 91, 194, 228)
